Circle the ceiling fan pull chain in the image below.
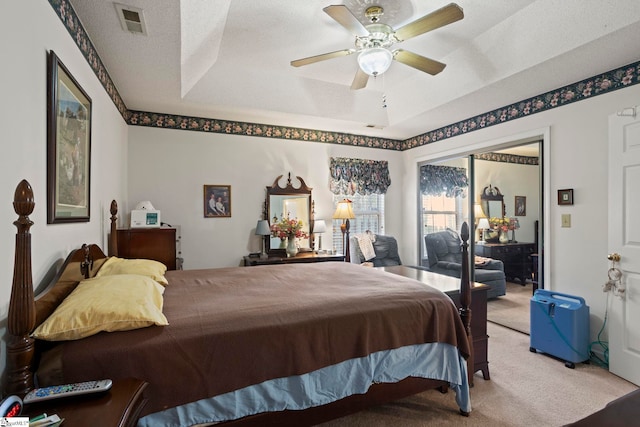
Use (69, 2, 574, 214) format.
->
(381, 74, 387, 109)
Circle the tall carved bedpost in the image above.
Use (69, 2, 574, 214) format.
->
(109, 200, 118, 257)
(459, 222, 474, 388)
(6, 180, 36, 396)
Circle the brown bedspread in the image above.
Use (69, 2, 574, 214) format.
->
(53, 262, 469, 415)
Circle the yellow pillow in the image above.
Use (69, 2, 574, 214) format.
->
(96, 257, 168, 286)
(32, 274, 168, 341)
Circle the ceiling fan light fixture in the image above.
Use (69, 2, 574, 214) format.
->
(357, 47, 392, 76)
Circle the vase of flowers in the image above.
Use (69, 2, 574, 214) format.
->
(489, 217, 515, 243)
(270, 216, 308, 257)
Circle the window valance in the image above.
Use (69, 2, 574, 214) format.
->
(420, 164, 468, 197)
(329, 157, 391, 195)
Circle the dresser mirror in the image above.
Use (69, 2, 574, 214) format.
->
(480, 185, 505, 218)
(265, 173, 313, 256)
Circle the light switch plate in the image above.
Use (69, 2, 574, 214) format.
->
(561, 214, 571, 228)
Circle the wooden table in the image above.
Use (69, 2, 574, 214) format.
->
(24, 378, 148, 427)
(243, 252, 344, 266)
(376, 265, 490, 384)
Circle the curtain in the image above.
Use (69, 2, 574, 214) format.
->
(420, 164, 468, 197)
(329, 157, 391, 195)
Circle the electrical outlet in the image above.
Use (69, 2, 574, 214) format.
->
(561, 214, 571, 228)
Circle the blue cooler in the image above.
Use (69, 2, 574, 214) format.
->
(529, 290, 590, 368)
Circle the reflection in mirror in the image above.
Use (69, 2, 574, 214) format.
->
(265, 174, 313, 256)
(480, 185, 505, 219)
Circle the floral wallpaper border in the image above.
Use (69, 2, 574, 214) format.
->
(475, 152, 539, 166)
(50, 0, 640, 153)
(127, 110, 402, 150)
(402, 63, 640, 150)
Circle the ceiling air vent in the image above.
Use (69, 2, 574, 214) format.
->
(115, 3, 147, 35)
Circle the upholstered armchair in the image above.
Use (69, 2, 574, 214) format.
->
(349, 235, 402, 267)
(424, 229, 506, 298)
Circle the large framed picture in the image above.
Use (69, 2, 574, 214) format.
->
(47, 51, 91, 223)
(204, 185, 231, 217)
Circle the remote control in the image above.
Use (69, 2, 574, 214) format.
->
(23, 379, 112, 404)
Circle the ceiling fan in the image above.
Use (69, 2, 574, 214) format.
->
(291, 3, 464, 90)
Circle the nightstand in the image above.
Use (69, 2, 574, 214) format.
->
(24, 378, 148, 427)
(376, 265, 490, 385)
(243, 252, 344, 266)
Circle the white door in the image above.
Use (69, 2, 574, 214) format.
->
(608, 106, 640, 386)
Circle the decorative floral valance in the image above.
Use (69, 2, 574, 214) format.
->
(329, 157, 391, 195)
(420, 164, 469, 197)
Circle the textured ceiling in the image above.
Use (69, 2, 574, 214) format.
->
(70, 0, 640, 140)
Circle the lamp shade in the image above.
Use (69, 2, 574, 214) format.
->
(477, 218, 490, 230)
(333, 200, 355, 220)
(357, 47, 393, 76)
(312, 219, 326, 233)
(255, 219, 271, 236)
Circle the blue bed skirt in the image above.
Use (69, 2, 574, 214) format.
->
(138, 342, 471, 427)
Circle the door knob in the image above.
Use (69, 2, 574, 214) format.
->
(608, 253, 621, 262)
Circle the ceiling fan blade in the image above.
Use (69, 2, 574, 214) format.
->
(323, 5, 369, 37)
(291, 49, 356, 67)
(394, 49, 446, 75)
(350, 68, 369, 90)
(394, 3, 463, 42)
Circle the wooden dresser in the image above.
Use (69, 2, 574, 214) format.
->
(116, 227, 177, 270)
(476, 242, 535, 284)
(376, 265, 490, 384)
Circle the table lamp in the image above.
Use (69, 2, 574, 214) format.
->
(477, 218, 490, 244)
(312, 219, 326, 254)
(255, 220, 271, 259)
(333, 199, 355, 262)
(510, 218, 520, 243)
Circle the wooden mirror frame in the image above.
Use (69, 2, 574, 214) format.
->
(480, 185, 505, 219)
(265, 173, 313, 257)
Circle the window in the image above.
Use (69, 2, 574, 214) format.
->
(331, 193, 385, 254)
(422, 193, 460, 234)
(418, 163, 469, 265)
(421, 193, 463, 259)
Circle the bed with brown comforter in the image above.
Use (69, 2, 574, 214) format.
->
(5, 181, 473, 426)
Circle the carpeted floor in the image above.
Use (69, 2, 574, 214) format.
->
(486, 282, 533, 334)
(319, 322, 638, 427)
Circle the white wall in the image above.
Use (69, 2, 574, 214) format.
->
(0, 1, 128, 378)
(402, 84, 640, 341)
(127, 127, 404, 269)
